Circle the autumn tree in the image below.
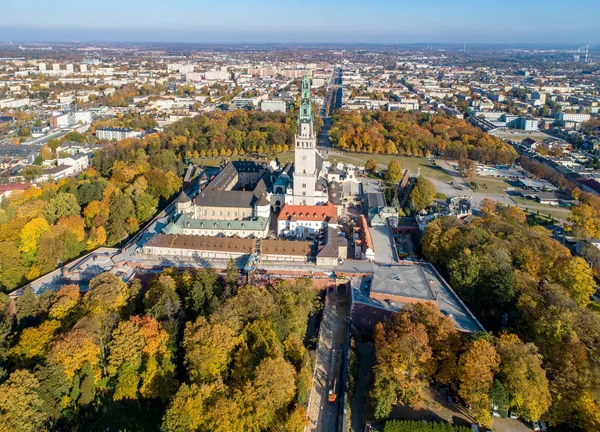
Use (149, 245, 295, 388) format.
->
(458, 338, 500, 428)
(365, 159, 377, 172)
(0, 241, 27, 291)
(385, 160, 403, 184)
(108, 316, 176, 400)
(0, 369, 48, 432)
(371, 313, 433, 419)
(495, 333, 551, 422)
(183, 316, 239, 383)
(408, 176, 436, 211)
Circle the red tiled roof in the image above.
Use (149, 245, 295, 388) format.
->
(357, 215, 374, 252)
(0, 183, 30, 193)
(277, 202, 337, 221)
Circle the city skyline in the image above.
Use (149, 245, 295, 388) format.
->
(1, 0, 599, 44)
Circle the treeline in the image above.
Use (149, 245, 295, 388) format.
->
(160, 109, 323, 158)
(328, 110, 517, 164)
(0, 133, 183, 292)
(372, 303, 551, 429)
(519, 156, 576, 192)
(0, 268, 319, 431)
(419, 204, 600, 431)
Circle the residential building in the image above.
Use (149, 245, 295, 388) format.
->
(96, 128, 143, 140)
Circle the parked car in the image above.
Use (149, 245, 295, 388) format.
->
(509, 411, 518, 419)
(532, 422, 541, 431)
(492, 405, 500, 417)
(540, 422, 548, 432)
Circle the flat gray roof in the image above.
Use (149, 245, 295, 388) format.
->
(352, 263, 485, 333)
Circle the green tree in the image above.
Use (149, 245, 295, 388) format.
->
(144, 274, 182, 321)
(224, 258, 239, 298)
(45, 192, 81, 224)
(16, 287, 40, 327)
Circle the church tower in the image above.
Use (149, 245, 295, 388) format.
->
(292, 70, 324, 205)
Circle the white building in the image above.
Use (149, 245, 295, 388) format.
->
(0, 98, 29, 109)
(96, 128, 142, 141)
(261, 99, 286, 113)
(277, 202, 338, 239)
(56, 153, 91, 173)
(557, 112, 591, 123)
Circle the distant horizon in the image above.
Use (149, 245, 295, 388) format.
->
(1, 0, 598, 46)
(0, 35, 598, 49)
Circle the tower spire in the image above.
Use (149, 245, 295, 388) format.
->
(299, 66, 313, 124)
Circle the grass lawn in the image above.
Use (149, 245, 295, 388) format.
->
(510, 196, 572, 220)
(190, 151, 452, 181)
(467, 177, 514, 194)
(325, 153, 452, 181)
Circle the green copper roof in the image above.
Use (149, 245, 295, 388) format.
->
(298, 71, 313, 124)
(165, 214, 269, 233)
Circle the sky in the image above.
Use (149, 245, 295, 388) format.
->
(0, 0, 598, 44)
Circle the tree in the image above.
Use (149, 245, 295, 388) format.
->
(224, 258, 239, 298)
(252, 356, 297, 428)
(0, 369, 48, 432)
(10, 319, 60, 367)
(365, 159, 377, 172)
(45, 192, 81, 224)
(408, 176, 436, 211)
(371, 313, 433, 419)
(183, 316, 239, 383)
(0, 241, 27, 291)
(161, 382, 220, 432)
(489, 380, 510, 417)
(552, 256, 595, 306)
(16, 287, 40, 327)
(495, 333, 551, 422)
(34, 362, 71, 423)
(47, 319, 102, 380)
(385, 159, 403, 184)
(180, 270, 219, 317)
(78, 361, 96, 405)
(144, 274, 182, 321)
(458, 158, 477, 179)
(19, 216, 50, 262)
(458, 338, 500, 428)
(108, 316, 176, 401)
(84, 272, 130, 314)
(48, 284, 80, 321)
(284, 405, 309, 432)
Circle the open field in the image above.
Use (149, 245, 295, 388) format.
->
(509, 196, 572, 220)
(191, 151, 452, 181)
(467, 177, 515, 195)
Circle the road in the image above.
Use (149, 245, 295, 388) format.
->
(306, 289, 349, 432)
(317, 67, 343, 157)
